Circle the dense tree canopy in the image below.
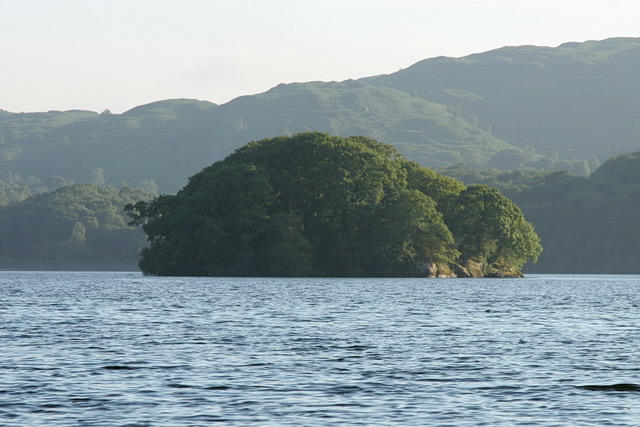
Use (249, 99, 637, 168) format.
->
(0, 184, 155, 263)
(127, 133, 541, 277)
(441, 185, 542, 269)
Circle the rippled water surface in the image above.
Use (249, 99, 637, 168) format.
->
(2, 272, 640, 426)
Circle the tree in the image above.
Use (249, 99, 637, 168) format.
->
(442, 184, 542, 269)
(69, 221, 86, 244)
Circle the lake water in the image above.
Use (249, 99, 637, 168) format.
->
(1, 272, 640, 426)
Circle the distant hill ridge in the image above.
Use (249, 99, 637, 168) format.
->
(1, 37, 639, 193)
(366, 37, 640, 160)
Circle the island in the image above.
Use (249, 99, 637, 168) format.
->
(126, 132, 541, 277)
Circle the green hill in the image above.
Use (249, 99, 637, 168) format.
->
(0, 100, 221, 193)
(0, 84, 513, 193)
(366, 37, 640, 164)
(5, 38, 640, 193)
(0, 36, 638, 244)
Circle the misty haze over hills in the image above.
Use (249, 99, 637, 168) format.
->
(1, 37, 638, 193)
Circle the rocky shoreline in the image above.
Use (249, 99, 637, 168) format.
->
(427, 259, 524, 278)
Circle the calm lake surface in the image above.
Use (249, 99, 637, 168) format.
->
(1, 272, 640, 426)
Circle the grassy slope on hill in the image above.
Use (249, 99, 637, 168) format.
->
(366, 37, 640, 161)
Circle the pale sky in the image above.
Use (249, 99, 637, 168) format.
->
(2, 0, 639, 113)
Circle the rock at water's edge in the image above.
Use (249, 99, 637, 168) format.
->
(426, 263, 456, 278)
(426, 259, 523, 278)
(485, 269, 524, 278)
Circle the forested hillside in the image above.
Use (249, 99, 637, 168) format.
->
(0, 184, 154, 267)
(1, 38, 638, 193)
(441, 152, 640, 273)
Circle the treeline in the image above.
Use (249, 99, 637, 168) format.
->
(126, 133, 541, 277)
(0, 170, 158, 207)
(0, 184, 155, 265)
(0, 173, 74, 206)
(441, 152, 640, 273)
(485, 147, 600, 177)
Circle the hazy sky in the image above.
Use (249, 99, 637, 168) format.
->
(2, 0, 638, 113)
